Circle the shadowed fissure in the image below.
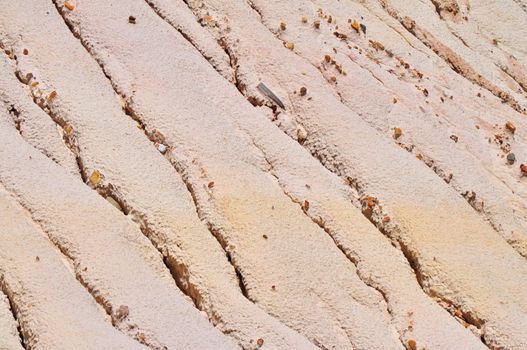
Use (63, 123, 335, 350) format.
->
(0, 264, 27, 349)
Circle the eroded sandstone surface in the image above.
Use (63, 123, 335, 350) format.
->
(0, 1, 526, 349)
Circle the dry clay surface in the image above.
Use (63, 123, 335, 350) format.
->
(0, 0, 526, 349)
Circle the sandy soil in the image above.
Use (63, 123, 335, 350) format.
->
(0, 0, 526, 349)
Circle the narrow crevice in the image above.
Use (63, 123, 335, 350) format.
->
(123, 206, 209, 312)
(511, 0, 527, 14)
(361, 2, 433, 58)
(397, 240, 486, 343)
(245, 0, 264, 21)
(219, 38, 246, 95)
(179, 0, 247, 94)
(450, 30, 470, 49)
(430, 0, 445, 19)
(0, 281, 27, 349)
(51, 0, 256, 338)
(6, 103, 22, 131)
(143, 0, 234, 83)
(0, 49, 85, 179)
(497, 63, 527, 93)
(0, 50, 80, 175)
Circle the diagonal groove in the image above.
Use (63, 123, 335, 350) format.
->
(0, 279, 27, 350)
(143, 0, 234, 83)
(511, 0, 527, 13)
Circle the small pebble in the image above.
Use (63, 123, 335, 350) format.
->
(64, 1, 75, 11)
(507, 153, 516, 164)
(296, 125, 308, 143)
(115, 305, 129, 321)
(47, 90, 57, 102)
(129, 15, 136, 24)
(157, 143, 167, 154)
(302, 16, 308, 24)
(407, 339, 417, 350)
(393, 127, 402, 139)
(137, 333, 146, 343)
(279, 21, 286, 31)
(360, 23, 367, 34)
(256, 338, 264, 347)
(285, 42, 295, 50)
(520, 164, 527, 176)
(313, 20, 321, 29)
(88, 170, 101, 187)
(505, 121, 516, 134)
(23, 48, 28, 55)
(351, 20, 360, 32)
(299, 86, 307, 96)
(63, 124, 73, 136)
